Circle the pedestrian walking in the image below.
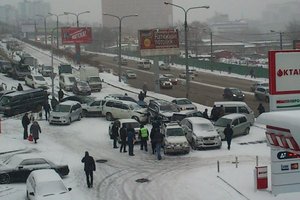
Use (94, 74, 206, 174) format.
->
(142, 82, 148, 97)
(210, 105, 218, 121)
(50, 97, 59, 110)
(43, 100, 51, 121)
(127, 124, 136, 156)
(219, 105, 225, 118)
(111, 121, 119, 149)
(58, 89, 64, 102)
(139, 124, 149, 152)
(81, 151, 96, 188)
(257, 103, 265, 115)
(224, 124, 233, 150)
(150, 127, 157, 155)
(119, 123, 127, 153)
(17, 83, 23, 91)
(153, 127, 164, 160)
(138, 91, 145, 101)
(22, 113, 30, 139)
(203, 108, 209, 119)
(30, 121, 41, 144)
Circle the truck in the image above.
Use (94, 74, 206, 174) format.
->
(58, 64, 72, 75)
(79, 66, 102, 92)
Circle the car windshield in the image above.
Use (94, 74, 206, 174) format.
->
(34, 76, 45, 81)
(126, 70, 134, 74)
(194, 123, 214, 131)
(160, 104, 178, 112)
(160, 77, 169, 82)
(53, 104, 71, 112)
(167, 127, 184, 136)
(0, 96, 11, 106)
(123, 122, 140, 129)
(231, 88, 241, 93)
(78, 82, 88, 86)
(215, 118, 232, 127)
(176, 99, 192, 105)
(89, 77, 101, 82)
(129, 103, 142, 110)
(17, 65, 30, 72)
(68, 77, 76, 83)
(37, 181, 68, 196)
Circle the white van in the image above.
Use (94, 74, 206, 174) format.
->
(59, 73, 76, 91)
(137, 60, 151, 70)
(214, 101, 255, 125)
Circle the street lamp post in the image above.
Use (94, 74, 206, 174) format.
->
(64, 11, 90, 65)
(48, 13, 65, 49)
(50, 27, 59, 99)
(270, 30, 283, 50)
(164, 2, 209, 98)
(103, 13, 138, 82)
(36, 14, 50, 45)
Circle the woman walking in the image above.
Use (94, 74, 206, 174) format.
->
(30, 121, 41, 143)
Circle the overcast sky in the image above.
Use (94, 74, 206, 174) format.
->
(0, 0, 284, 24)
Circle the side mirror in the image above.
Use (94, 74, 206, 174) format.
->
(18, 165, 23, 169)
(29, 192, 34, 196)
(68, 188, 72, 191)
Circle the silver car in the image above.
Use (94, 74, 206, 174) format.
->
(49, 101, 82, 125)
(254, 86, 269, 102)
(171, 98, 197, 111)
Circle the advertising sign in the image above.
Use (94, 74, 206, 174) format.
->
(61, 27, 92, 44)
(21, 24, 35, 33)
(139, 29, 180, 56)
(255, 166, 268, 190)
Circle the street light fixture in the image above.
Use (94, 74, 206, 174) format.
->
(64, 11, 90, 65)
(36, 14, 51, 45)
(103, 13, 138, 82)
(164, 2, 209, 98)
(48, 12, 65, 49)
(270, 30, 283, 50)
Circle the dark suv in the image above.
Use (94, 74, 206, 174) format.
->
(223, 87, 245, 101)
(148, 99, 180, 122)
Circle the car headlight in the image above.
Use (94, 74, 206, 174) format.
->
(233, 94, 237, 96)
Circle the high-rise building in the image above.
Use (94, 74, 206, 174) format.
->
(0, 5, 18, 26)
(102, 0, 173, 34)
(18, 0, 51, 21)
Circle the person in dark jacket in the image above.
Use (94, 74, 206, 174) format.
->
(150, 127, 157, 155)
(119, 124, 127, 153)
(153, 127, 164, 160)
(202, 108, 209, 119)
(127, 124, 136, 156)
(30, 121, 41, 143)
(210, 105, 218, 121)
(50, 97, 59, 110)
(257, 103, 265, 115)
(142, 82, 148, 96)
(224, 124, 233, 150)
(17, 83, 23, 91)
(58, 89, 64, 102)
(111, 121, 119, 148)
(81, 151, 96, 188)
(43, 101, 51, 121)
(22, 113, 30, 139)
(138, 91, 145, 101)
(139, 124, 149, 151)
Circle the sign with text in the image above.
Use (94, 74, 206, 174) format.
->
(61, 27, 92, 44)
(139, 29, 180, 56)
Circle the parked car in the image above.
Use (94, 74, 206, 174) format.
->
(26, 169, 72, 200)
(72, 81, 91, 96)
(123, 70, 137, 79)
(171, 98, 197, 111)
(178, 72, 195, 79)
(161, 122, 190, 154)
(163, 74, 178, 85)
(40, 65, 52, 77)
(0, 153, 69, 184)
(223, 87, 245, 101)
(81, 99, 106, 117)
(24, 75, 48, 90)
(214, 113, 251, 140)
(181, 117, 222, 149)
(159, 63, 171, 70)
(108, 119, 141, 142)
(137, 60, 151, 69)
(159, 77, 173, 89)
(61, 95, 95, 105)
(250, 81, 269, 92)
(148, 99, 180, 122)
(59, 74, 77, 91)
(0, 60, 12, 74)
(105, 94, 137, 103)
(171, 110, 203, 122)
(49, 101, 82, 125)
(254, 86, 269, 102)
(102, 99, 148, 123)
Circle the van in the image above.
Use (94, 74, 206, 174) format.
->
(59, 74, 77, 91)
(0, 88, 48, 116)
(137, 60, 151, 70)
(214, 101, 255, 125)
(49, 101, 82, 125)
(58, 64, 72, 74)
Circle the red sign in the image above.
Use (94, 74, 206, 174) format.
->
(61, 27, 92, 44)
(255, 166, 268, 190)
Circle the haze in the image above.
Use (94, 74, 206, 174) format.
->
(0, 0, 287, 24)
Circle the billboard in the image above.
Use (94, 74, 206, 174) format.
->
(139, 29, 180, 56)
(61, 27, 92, 44)
(21, 24, 35, 33)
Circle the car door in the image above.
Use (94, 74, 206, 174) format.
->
(89, 100, 103, 115)
(238, 106, 254, 125)
(121, 103, 131, 118)
(231, 118, 240, 137)
(70, 105, 77, 121)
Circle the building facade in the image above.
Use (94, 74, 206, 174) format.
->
(18, 0, 50, 21)
(102, 0, 173, 34)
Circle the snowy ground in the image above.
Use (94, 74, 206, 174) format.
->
(0, 41, 298, 200)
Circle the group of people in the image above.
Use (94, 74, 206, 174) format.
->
(210, 105, 225, 121)
(21, 113, 41, 143)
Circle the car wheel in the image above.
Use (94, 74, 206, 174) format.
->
(244, 127, 250, 135)
(191, 139, 196, 150)
(0, 173, 10, 184)
(106, 112, 113, 121)
(82, 110, 88, 117)
(132, 116, 140, 122)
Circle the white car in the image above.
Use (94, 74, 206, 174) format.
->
(26, 169, 72, 200)
(171, 98, 197, 111)
(81, 99, 106, 117)
(124, 70, 137, 79)
(161, 122, 190, 154)
(25, 75, 48, 89)
(49, 101, 82, 125)
(181, 117, 222, 149)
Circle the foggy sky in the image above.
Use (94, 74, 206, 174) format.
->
(0, 0, 285, 24)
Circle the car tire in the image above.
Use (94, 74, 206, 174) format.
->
(26, 191, 29, 200)
(106, 112, 113, 121)
(0, 173, 10, 184)
(244, 127, 250, 135)
(67, 118, 71, 125)
(82, 110, 88, 117)
(132, 116, 140, 122)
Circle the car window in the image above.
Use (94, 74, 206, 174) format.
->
(238, 106, 249, 114)
(224, 107, 236, 113)
(232, 119, 239, 126)
(91, 101, 100, 106)
(191, 111, 203, 117)
(215, 118, 231, 127)
(166, 128, 184, 136)
(121, 104, 129, 110)
(105, 101, 114, 107)
(186, 121, 192, 130)
(20, 158, 48, 166)
(114, 103, 123, 109)
(240, 117, 247, 123)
